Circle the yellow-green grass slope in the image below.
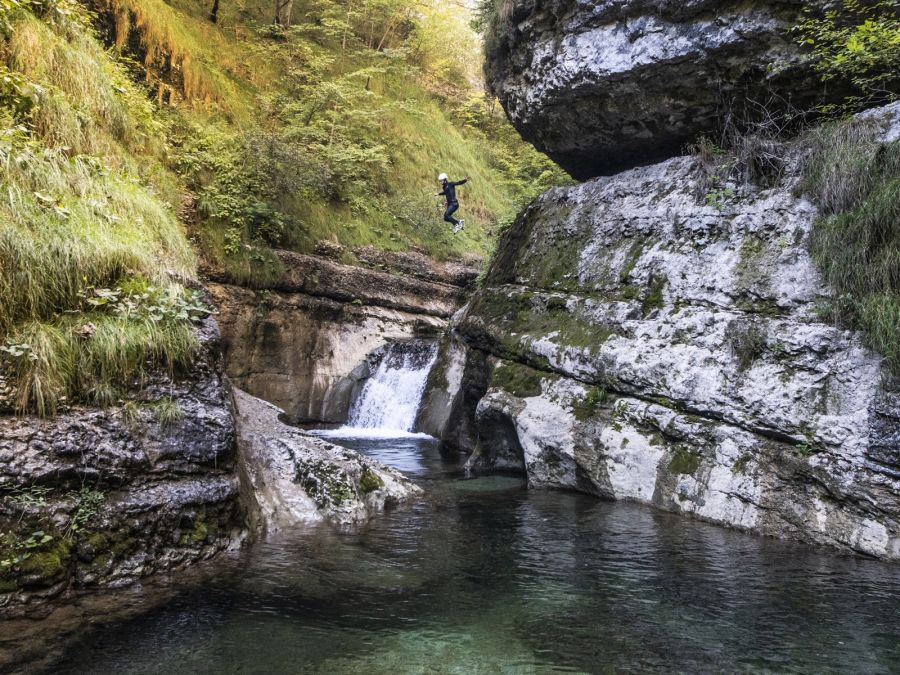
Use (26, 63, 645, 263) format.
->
(0, 1, 203, 415)
(91, 0, 566, 279)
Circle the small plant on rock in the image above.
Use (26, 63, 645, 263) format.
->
(726, 321, 768, 371)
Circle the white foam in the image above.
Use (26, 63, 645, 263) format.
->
(343, 341, 439, 433)
(310, 427, 435, 441)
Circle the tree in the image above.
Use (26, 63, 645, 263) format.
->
(275, 0, 294, 27)
(796, 0, 900, 110)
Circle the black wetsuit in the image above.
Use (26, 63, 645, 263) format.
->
(439, 178, 467, 226)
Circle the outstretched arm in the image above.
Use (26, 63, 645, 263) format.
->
(452, 176, 470, 186)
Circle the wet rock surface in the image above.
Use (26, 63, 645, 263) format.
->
(432, 105, 900, 560)
(234, 388, 421, 529)
(486, 0, 842, 178)
(0, 318, 244, 609)
(210, 250, 477, 424)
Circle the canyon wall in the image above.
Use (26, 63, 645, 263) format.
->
(210, 249, 477, 424)
(428, 103, 900, 559)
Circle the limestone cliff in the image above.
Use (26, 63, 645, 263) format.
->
(427, 104, 900, 560)
(486, 0, 842, 178)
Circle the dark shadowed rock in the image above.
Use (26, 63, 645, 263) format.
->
(486, 0, 841, 178)
(0, 317, 244, 609)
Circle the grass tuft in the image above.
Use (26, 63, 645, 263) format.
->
(154, 396, 182, 429)
(2, 314, 198, 416)
(802, 118, 900, 375)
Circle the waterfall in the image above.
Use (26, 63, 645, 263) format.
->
(344, 340, 438, 433)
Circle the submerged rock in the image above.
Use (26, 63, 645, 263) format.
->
(233, 388, 421, 530)
(486, 0, 843, 178)
(431, 104, 900, 560)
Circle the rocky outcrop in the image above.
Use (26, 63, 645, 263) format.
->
(0, 318, 244, 608)
(210, 250, 477, 424)
(234, 388, 421, 529)
(486, 0, 844, 178)
(434, 104, 900, 560)
(415, 329, 490, 454)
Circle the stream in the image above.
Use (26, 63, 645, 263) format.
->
(42, 432, 900, 674)
(32, 342, 900, 672)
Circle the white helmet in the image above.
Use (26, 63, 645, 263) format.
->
(437, 173, 448, 182)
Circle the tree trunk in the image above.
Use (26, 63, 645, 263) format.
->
(274, 0, 294, 27)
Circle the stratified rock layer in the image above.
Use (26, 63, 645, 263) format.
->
(210, 249, 477, 424)
(0, 318, 244, 607)
(486, 0, 838, 178)
(433, 105, 900, 560)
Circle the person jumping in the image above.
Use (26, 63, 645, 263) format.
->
(437, 173, 469, 233)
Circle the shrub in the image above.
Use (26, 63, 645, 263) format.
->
(795, 0, 900, 112)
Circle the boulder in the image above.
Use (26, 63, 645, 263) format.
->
(233, 388, 421, 530)
(486, 0, 840, 178)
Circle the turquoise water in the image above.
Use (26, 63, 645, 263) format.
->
(46, 436, 900, 673)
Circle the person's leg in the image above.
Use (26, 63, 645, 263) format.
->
(443, 202, 460, 225)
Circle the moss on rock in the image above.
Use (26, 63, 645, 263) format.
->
(669, 445, 702, 475)
(359, 468, 385, 494)
(491, 362, 545, 398)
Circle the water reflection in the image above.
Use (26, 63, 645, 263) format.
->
(43, 435, 900, 674)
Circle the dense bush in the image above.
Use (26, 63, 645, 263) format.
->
(796, 0, 900, 111)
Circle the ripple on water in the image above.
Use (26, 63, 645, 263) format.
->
(37, 435, 900, 675)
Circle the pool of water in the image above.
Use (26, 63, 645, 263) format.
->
(41, 435, 900, 673)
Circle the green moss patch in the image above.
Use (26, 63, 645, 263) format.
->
(491, 362, 545, 398)
(641, 275, 667, 317)
(669, 445, 703, 475)
(359, 468, 385, 494)
(572, 386, 609, 421)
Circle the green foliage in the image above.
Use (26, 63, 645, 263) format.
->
(152, 0, 566, 264)
(0, 529, 55, 572)
(67, 487, 105, 536)
(572, 386, 608, 422)
(705, 185, 736, 210)
(78, 282, 211, 323)
(641, 276, 667, 317)
(153, 397, 182, 429)
(796, 0, 900, 111)
(0, 129, 194, 334)
(802, 118, 900, 375)
(1, 313, 199, 415)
